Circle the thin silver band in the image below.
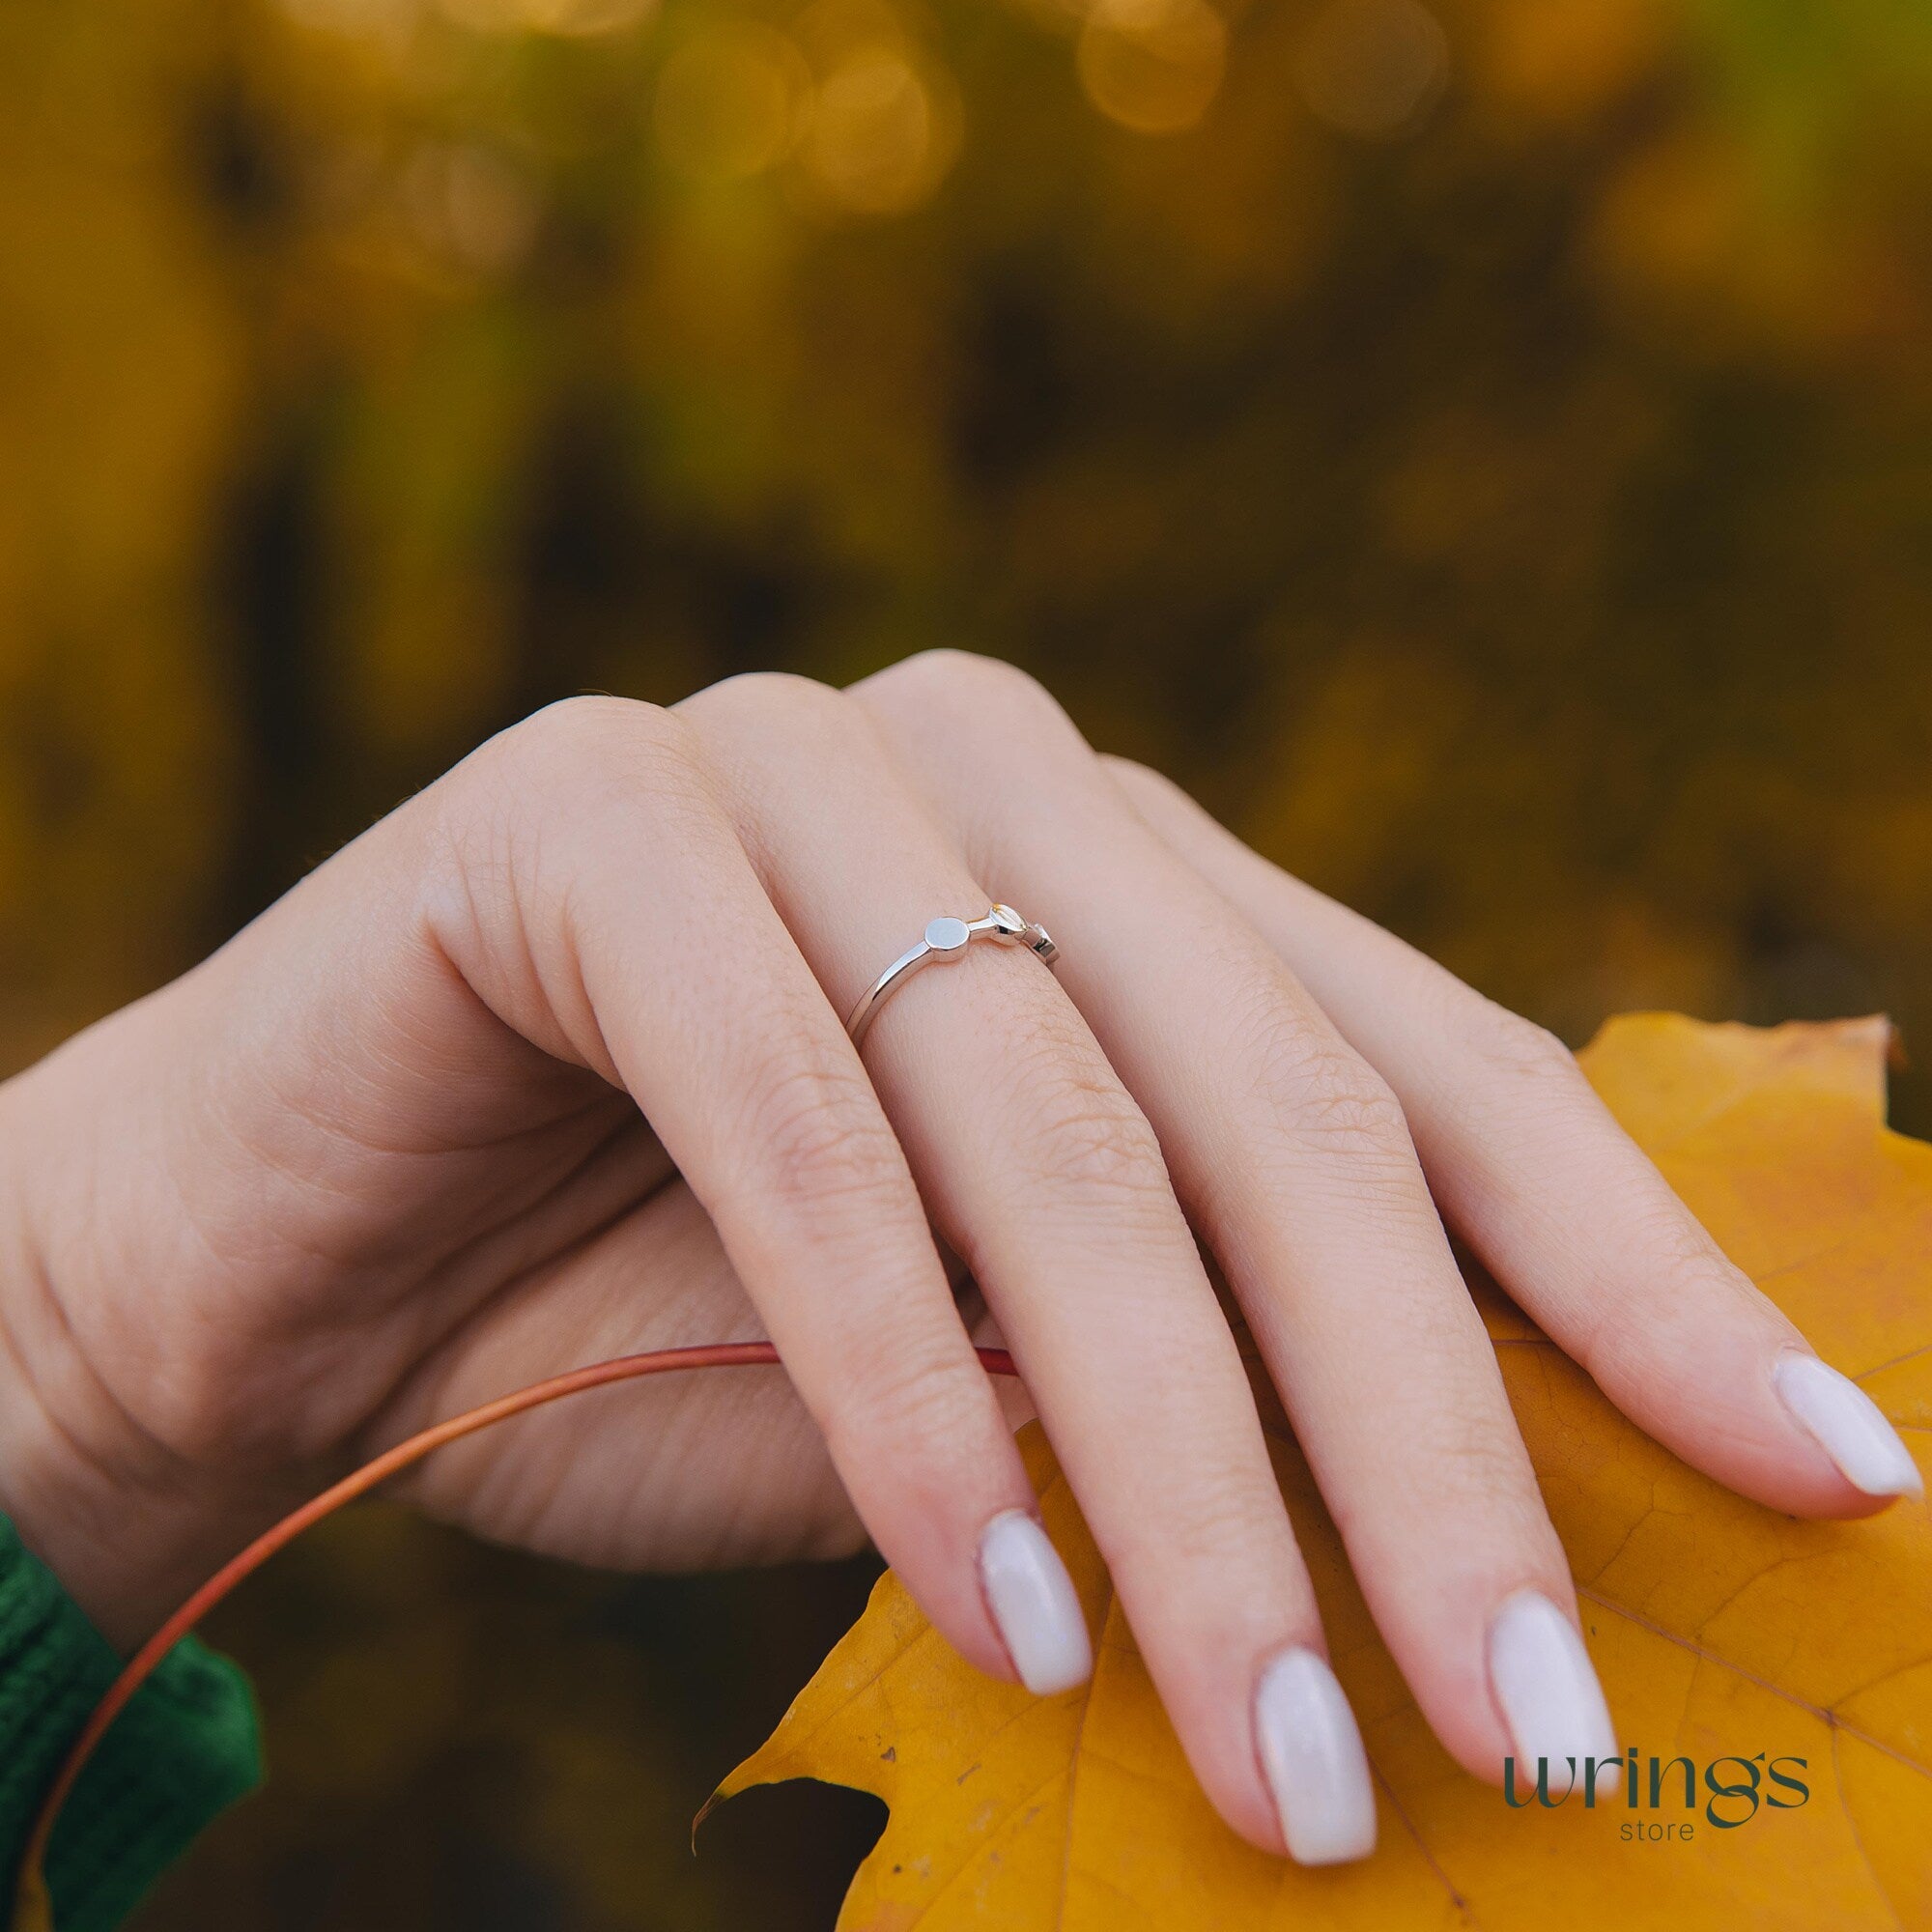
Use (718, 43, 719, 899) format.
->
(846, 906, 1060, 1045)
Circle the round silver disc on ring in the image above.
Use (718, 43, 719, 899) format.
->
(846, 905, 1060, 1045)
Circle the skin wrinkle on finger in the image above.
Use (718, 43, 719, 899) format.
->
(1099, 752, 1893, 1521)
(674, 669, 1329, 1854)
(429, 696, 744, 1083)
(428, 789, 923, 1315)
(852, 651, 1596, 1787)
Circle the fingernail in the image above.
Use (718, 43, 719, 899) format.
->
(1775, 1353, 1922, 1498)
(1254, 1648, 1378, 1865)
(1488, 1591, 1617, 1781)
(978, 1511, 1093, 1695)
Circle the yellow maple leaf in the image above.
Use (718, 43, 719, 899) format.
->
(713, 1015, 1932, 1930)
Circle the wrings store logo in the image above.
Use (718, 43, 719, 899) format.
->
(1505, 1750, 1810, 1840)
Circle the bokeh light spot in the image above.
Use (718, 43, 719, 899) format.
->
(1077, 0, 1227, 137)
(657, 26, 809, 181)
(279, 0, 422, 52)
(800, 47, 958, 215)
(1293, 0, 1448, 139)
(438, 0, 656, 36)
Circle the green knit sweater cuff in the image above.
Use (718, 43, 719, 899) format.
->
(0, 1517, 261, 1932)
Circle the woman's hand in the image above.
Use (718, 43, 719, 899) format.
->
(0, 653, 1917, 1866)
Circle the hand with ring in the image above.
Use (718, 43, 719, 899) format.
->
(0, 652, 1917, 1866)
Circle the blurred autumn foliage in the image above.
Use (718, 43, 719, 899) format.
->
(2, 0, 1930, 1925)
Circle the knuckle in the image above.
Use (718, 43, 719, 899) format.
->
(736, 1050, 910, 1218)
(1433, 1433, 1548, 1524)
(1634, 1192, 1739, 1293)
(508, 695, 679, 771)
(465, 696, 703, 816)
(437, 696, 711, 884)
(682, 669, 849, 735)
(1296, 1065, 1411, 1158)
(1148, 1463, 1296, 1570)
(872, 649, 1072, 734)
(1013, 1056, 1174, 1203)
(826, 1341, 991, 1460)
(1242, 1003, 1413, 1161)
(1464, 1003, 1581, 1090)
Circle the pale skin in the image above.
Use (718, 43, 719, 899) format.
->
(0, 653, 1917, 1862)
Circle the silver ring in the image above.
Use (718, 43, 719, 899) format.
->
(846, 905, 1059, 1044)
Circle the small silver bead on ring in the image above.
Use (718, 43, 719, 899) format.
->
(845, 905, 1059, 1045)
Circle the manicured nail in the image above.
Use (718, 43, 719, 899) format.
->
(978, 1511, 1093, 1695)
(1775, 1353, 1923, 1498)
(1253, 1648, 1378, 1865)
(1488, 1591, 1617, 1781)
